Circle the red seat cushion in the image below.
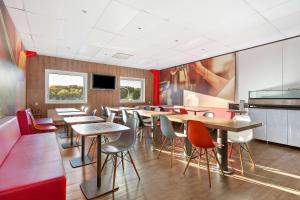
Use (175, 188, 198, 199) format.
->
(0, 133, 66, 200)
(35, 117, 54, 126)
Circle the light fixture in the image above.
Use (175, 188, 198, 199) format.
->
(81, 9, 87, 14)
(112, 53, 133, 60)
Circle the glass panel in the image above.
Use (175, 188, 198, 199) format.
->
(249, 90, 300, 99)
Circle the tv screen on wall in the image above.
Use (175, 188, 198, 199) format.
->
(91, 74, 116, 90)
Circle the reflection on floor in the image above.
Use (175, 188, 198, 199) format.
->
(57, 128, 300, 200)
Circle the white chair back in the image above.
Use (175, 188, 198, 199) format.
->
(228, 115, 253, 143)
(105, 113, 121, 142)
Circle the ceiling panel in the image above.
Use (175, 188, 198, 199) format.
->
(5, 0, 300, 69)
(95, 1, 139, 33)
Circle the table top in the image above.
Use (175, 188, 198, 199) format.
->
(109, 107, 137, 112)
(167, 114, 262, 132)
(72, 122, 130, 136)
(55, 108, 80, 113)
(64, 116, 105, 124)
(127, 109, 174, 117)
(57, 111, 87, 116)
(227, 109, 248, 113)
(185, 108, 209, 112)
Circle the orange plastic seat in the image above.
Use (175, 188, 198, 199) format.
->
(28, 111, 57, 132)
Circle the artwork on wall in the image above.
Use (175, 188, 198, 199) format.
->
(160, 53, 236, 107)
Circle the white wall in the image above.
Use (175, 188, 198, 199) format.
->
(236, 36, 300, 101)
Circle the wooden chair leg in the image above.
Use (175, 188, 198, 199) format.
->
(157, 137, 167, 159)
(239, 145, 244, 174)
(244, 143, 255, 167)
(212, 149, 224, 176)
(128, 151, 140, 180)
(229, 143, 233, 158)
(101, 154, 110, 174)
(183, 148, 196, 175)
(112, 154, 117, 191)
(205, 149, 212, 188)
(121, 152, 125, 172)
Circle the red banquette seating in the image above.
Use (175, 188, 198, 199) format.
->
(17, 108, 55, 135)
(0, 116, 66, 200)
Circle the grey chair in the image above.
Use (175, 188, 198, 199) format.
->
(92, 109, 97, 116)
(121, 109, 129, 125)
(100, 106, 107, 118)
(133, 111, 152, 138)
(100, 117, 140, 191)
(145, 105, 151, 111)
(154, 107, 161, 112)
(158, 115, 187, 168)
(84, 106, 89, 113)
(87, 113, 117, 160)
(80, 105, 86, 111)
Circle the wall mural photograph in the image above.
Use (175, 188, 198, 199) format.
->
(160, 53, 236, 107)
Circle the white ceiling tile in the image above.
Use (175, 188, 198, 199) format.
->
(106, 35, 147, 55)
(78, 44, 101, 57)
(33, 36, 57, 52)
(24, 0, 65, 18)
(246, 0, 289, 12)
(19, 33, 35, 50)
(86, 29, 115, 47)
(261, 0, 300, 21)
(7, 8, 30, 34)
(63, 0, 110, 27)
(271, 11, 300, 37)
(4, 0, 23, 9)
(27, 13, 63, 39)
(171, 37, 211, 52)
(95, 1, 139, 33)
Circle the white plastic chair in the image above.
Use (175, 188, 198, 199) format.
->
(228, 115, 255, 174)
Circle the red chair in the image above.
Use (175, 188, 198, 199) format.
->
(176, 108, 188, 114)
(27, 111, 57, 133)
(183, 120, 224, 187)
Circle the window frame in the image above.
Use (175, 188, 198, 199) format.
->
(119, 77, 145, 103)
(45, 69, 88, 104)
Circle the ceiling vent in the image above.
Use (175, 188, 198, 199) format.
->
(112, 53, 133, 60)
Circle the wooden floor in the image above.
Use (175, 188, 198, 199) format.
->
(57, 128, 300, 200)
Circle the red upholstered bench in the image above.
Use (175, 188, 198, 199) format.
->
(17, 108, 55, 135)
(0, 117, 66, 200)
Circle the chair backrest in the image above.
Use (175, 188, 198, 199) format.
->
(27, 110, 38, 127)
(145, 105, 151, 111)
(121, 109, 128, 124)
(84, 107, 89, 113)
(159, 115, 176, 138)
(117, 117, 139, 149)
(203, 112, 215, 118)
(187, 120, 215, 148)
(80, 105, 85, 111)
(105, 107, 111, 116)
(16, 109, 31, 135)
(133, 111, 144, 127)
(106, 113, 115, 122)
(100, 106, 107, 117)
(232, 115, 253, 136)
(92, 109, 97, 116)
(154, 107, 161, 112)
(178, 108, 188, 114)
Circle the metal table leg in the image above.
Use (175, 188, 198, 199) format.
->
(80, 135, 119, 199)
(70, 135, 95, 168)
(217, 129, 233, 174)
(61, 124, 79, 149)
(59, 122, 70, 138)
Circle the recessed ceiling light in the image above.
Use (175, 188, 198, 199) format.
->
(81, 9, 87, 14)
(112, 53, 133, 60)
(138, 27, 142, 30)
(201, 48, 206, 51)
(175, 40, 179, 42)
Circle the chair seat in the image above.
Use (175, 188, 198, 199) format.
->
(35, 117, 54, 126)
(35, 125, 57, 131)
(174, 132, 187, 138)
(228, 131, 253, 143)
(101, 140, 130, 154)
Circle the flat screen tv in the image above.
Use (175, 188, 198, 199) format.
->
(90, 74, 116, 90)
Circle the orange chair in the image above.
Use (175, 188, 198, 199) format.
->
(28, 111, 57, 133)
(183, 120, 224, 187)
(176, 108, 188, 114)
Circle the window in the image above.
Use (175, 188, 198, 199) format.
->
(120, 77, 145, 103)
(45, 69, 88, 104)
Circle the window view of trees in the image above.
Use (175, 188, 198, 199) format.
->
(120, 78, 144, 102)
(49, 85, 84, 100)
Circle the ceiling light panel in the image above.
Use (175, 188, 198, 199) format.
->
(95, 1, 139, 33)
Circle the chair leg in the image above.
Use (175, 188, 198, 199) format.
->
(112, 154, 117, 191)
(157, 137, 167, 159)
(171, 139, 174, 168)
(198, 148, 203, 166)
(87, 138, 95, 156)
(205, 149, 212, 188)
(121, 152, 125, 172)
(229, 143, 233, 158)
(127, 151, 140, 180)
(212, 149, 224, 176)
(239, 145, 244, 174)
(101, 154, 110, 174)
(244, 143, 255, 167)
(183, 148, 196, 175)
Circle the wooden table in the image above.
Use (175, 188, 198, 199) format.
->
(167, 114, 262, 173)
(127, 110, 174, 143)
(61, 116, 104, 151)
(55, 108, 80, 113)
(108, 107, 137, 112)
(72, 122, 130, 199)
(57, 111, 87, 138)
(185, 108, 209, 115)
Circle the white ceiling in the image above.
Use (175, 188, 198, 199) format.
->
(4, 0, 300, 69)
